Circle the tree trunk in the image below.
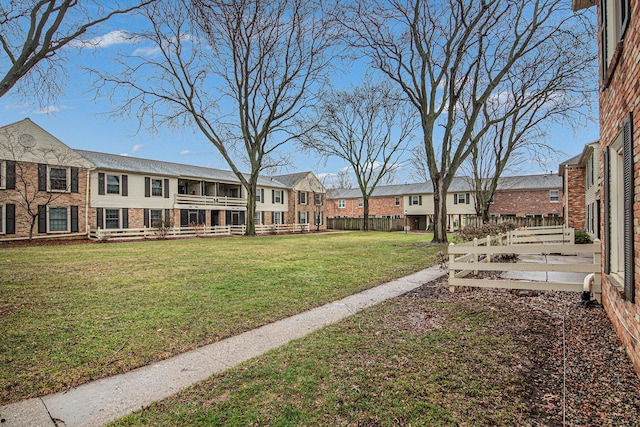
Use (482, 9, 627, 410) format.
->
(28, 217, 35, 242)
(363, 197, 369, 231)
(431, 179, 448, 243)
(245, 180, 257, 237)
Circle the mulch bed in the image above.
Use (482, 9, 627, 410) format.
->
(405, 277, 640, 426)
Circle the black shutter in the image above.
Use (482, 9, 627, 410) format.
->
(165, 209, 171, 225)
(281, 191, 284, 204)
(38, 205, 46, 233)
(38, 164, 47, 191)
(71, 206, 78, 232)
(261, 211, 265, 225)
(272, 211, 276, 223)
(164, 179, 170, 198)
(201, 181, 206, 196)
(144, 209, 149, 227)
(261, 189, 264, 203)
(603, 148, 610, 275)
(98, 173, 105, 195)
(454, 194, 458, 205)
(71, 168, 79, 193)
(466, 193, 470, 204)
(621, 0, 630, 39)
(272, 189, 275, 203)
(226, 210, 232, 225)
(622, 114, 634, 302)
(145, 177, 151, 197)
(122, 175, 128, 196)
(419, 195, 422, 205)
(122, 208, 129, 229)
(97, 208, 103, 229)
(409, 197, 413, 206)
(198, 210, 206, 225)
(180, 209, 189, 227)
(6, 161, 15, 189)
(240, 211, 245, 225)
(5, 204, 15, 234)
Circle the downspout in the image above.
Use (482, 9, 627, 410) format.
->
(580, 273, 595, 304)
(85, 168, 91, 237)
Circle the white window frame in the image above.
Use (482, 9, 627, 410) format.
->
(358, 198, 363, 208)
(601, 0, 629, 76)
(609, 136, 625, 279)
(273, 211, 282, 224)
(104, 208, 121, 229)
(338, 199, 345, 209)
(256, 189, 262, 203)
(151, 178, 164, 197)
(48, 206, 70, 233)
(299, 211, 308, 224)
(410, 195, 420, 205)
(299, 191, 307, 205)
(48, 166, 70, 193)
(274, 190, 283, 204)
(549, 190, 559, 202)
(149, 209, 164, 227)
(106, 174, 121, 195)
(395, 197, 400, 206)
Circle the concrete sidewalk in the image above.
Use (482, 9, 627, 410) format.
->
(0, 266, 446, 427)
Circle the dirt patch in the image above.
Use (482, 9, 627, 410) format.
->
(402, 277, 640, 426)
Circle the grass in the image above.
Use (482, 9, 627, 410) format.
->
(0, 232, 443, 405)
(111, 296, 530, 426)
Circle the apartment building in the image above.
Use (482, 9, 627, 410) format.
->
(0, 118, 326, 241)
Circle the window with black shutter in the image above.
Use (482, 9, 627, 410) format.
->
(71, 206, 78, 232)
(71, 168, 78, 193)
(622, 114, 634, 302)
(6, 161, 15, 189)
(38, 205, 46, 233)
(38, 164, 47, 191)
(5, 204, 15, 235)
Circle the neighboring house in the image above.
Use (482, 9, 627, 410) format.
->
(558, 141, 601, 238)
(573, 0, 640, 375)
(0, 119, 93, 239)
(272, 172, 327, 231)
(325, 173, 563, 230)
(0, 118, 327, 241)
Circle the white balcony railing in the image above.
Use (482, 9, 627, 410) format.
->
(174, 194, 247, 208)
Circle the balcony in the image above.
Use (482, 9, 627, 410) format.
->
(174, 194, 247, 210)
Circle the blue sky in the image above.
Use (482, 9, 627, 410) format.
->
(0, 9, 600, 187)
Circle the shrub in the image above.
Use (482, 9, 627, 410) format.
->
(455, 221, 520, 242)
(574, 230, 592, 244)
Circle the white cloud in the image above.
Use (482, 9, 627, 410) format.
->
(71, 30, 142, 49)
(132, 144, 143, 154)
(32, 105, 71, 114)
(180, 150, 201, 155)
(132, 45, 162, 56)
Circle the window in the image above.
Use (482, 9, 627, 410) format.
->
(273, 190, 283, 204)
(314, 211, 323, 226)
(314, 193, 324, 206)
(49, 207, 68, 232)
(338, 199, 346, 208)
(358, 199, 363, 208)
(409, 195, 422, 206)
(299, 211, 308, 224)
(273, 211, 282, 224)
(256, 189, 263, 202)
(549, 190, 559, 202)
(395, 197, 400, 206)
(382, 215, 392, 219)
(105, 209, 120, 229)
(394, 214, 401, 219)
(49, 167, 67, 191)
(299, 191, 307, 205)
(454, 193, 469, 204)
(152, 179, 163, 196)
(150, 209, 164, 227)
(107, 175, 120, 194)
(601, 0, 630, 82)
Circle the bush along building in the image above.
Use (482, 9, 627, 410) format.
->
(0, 118, 326, 241)
(573, 0, 640, 375)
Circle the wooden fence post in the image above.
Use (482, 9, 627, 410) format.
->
(486, 234, 491, 263)
(473, 237, 478, 275)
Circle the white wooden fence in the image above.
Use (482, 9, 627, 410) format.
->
(88, 223, 310, 241)
(448, 226, 601, 299)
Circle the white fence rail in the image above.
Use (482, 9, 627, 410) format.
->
(88, 223, 310, 241)
(174, 194, 247, 208)
(448, 226, 601, 299)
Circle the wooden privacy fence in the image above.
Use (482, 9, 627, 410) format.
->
(327, 217, 405, 232)
(465, 216, 564, 228)
(88, 223, 310, 241)
(448, 226, 601, 299)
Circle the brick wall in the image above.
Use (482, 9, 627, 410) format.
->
(565, 167, 586, 230)
(2, 162, 88, 239)
(325, 195, 403, 218)
(489, 189, 563, 217)
(598, 1, 640, 376)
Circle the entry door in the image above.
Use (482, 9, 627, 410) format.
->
(189, 211, 199, 225)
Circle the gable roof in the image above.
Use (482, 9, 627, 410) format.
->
(272, 172, 311, 188)
(76, 150, 288, 188)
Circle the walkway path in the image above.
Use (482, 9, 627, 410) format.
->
(0, 266, 446, 427)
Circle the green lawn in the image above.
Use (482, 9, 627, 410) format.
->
(111, 295, 530, 426)
(0, 232, 442, 404)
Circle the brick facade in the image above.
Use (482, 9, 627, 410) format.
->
(325, 194, 403, 219)
(564, 167, 586, 230)
(591, 0, 640, 375)
(490, 189, 563, 218)
(2, 161, 89, 239)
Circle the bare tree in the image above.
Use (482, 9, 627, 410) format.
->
(0, 0, 154, 105)
(333, 168, 353, 189)
(462, 38, 596, 223)
(95, 0, 336, 236)
(340, 0, 595, 242)
(0, 129, 79, 241)
(299, 81, 416, 231)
